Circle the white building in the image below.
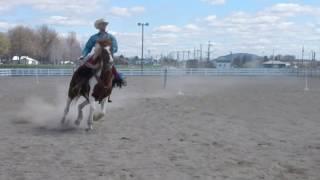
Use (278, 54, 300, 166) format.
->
(12, 56, 39, 65)
(61, 60, 74, 65)
(263, 60, 290, 68)
(216, 59, 232, 69)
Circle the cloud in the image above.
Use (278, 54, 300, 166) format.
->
(0, 21, 15, 31)
(154, 25, 181, 33)
(0, 0, 102, 14)
(147, 3, 320, 58)
(204, 15, 217, 22)
(130, 6, 146, 14)
(109, 6, 145, 17)
(263, 3, 319, 17)
(45, 16, 88, 26)
(110, 7, 131, 17)
(197, 4, 320, 56)
(184, 24, 202, 31)
(202, 0, 226, 5)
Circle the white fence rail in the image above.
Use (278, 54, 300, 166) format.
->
(0, 68, 319, 77)
(0, 69, 11, 76)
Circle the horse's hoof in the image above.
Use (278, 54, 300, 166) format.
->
(75, 120, 81, 126)
(86, 126, 93, 131)
(93, 113, 104, 122)
(61, 118, 66, 125)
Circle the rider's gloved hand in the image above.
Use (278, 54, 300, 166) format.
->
(78, 56, 84, 61)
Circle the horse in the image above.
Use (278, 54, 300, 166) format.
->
(61, 39, 114, 131)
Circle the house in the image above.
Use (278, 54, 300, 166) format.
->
(215, 59, 232, 69)
(263, 60, 290, 68)
(12, 56, 39, 65)
(60, 60, 74, 65)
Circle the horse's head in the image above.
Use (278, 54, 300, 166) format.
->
(93, 39, 114, 66)
(97, 38, 112, 48)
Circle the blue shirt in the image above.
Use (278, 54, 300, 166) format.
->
(82, 32, 118, 57)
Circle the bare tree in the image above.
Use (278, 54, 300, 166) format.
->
(8, 26, 38, 63)
(49, 33, 81, 64)
(0, 32, 10, 60)
(36, 25, 58, 64)
(65, 32, 81, 62)
(49, 37, 64, 64)
(7, 25, 82, 65)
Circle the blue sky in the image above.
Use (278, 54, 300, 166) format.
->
(1, 0, 320, 58)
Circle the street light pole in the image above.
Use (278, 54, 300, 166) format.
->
(138, 22, 149, 72)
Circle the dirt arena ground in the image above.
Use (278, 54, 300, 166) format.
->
(0, 76, 320, 180)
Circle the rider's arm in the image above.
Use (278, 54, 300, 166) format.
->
(109, 34, 118, 54)
(82, 35, 96, 57)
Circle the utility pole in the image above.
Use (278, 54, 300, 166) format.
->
(137, 22, 149, 72)
(302, 46, 309, 91)
(200, 44, 203, 61)
(182, 51, 185, 61)
(311, 50, 316, 76)
(302, 46, 304, 68)
(177, 51, 180, 61)
(148, 50, 151, 59)
(272, 48, 275, 66)
(207, 41, 213, 62)
(193, 48, 196, 60)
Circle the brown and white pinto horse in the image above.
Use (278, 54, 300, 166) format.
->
(61, 39, 114, 131)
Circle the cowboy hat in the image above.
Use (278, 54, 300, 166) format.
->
(94, 18, 109, 29)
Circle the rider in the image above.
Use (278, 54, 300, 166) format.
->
(81, 18, 122, 82)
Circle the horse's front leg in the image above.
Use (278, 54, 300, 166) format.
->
(86, 96, 96, 131)
(61, 98, 72, 124)
(90, 98, 107, 122)
(75, 100, 89, 126)
(100, 88, 113, 116)
(100, 98, 107, 114)
(108, 95, 112, 103)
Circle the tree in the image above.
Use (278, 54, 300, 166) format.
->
(65, 32, 81, 62)
(49, 34, 82, 65)
(49, 37, 64, 64)
(8, 26, 37, 63)
(0, 32, 10, 58)
(36, 25, 58, 64)
(6, 25, 82, 64)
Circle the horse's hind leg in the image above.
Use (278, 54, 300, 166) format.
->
(61, 98, 72, 124)
(75, 100, 89, 126)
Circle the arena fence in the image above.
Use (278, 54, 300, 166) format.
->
(0, 68, 319, 77)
